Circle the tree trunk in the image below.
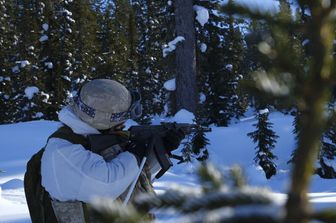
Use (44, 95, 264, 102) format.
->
(174, 0, 197, 114)
(285, 4, 335, 223)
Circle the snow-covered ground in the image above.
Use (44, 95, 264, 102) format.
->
(1, 111, 336, 222)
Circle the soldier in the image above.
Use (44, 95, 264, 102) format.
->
(24, 79, 185, 223)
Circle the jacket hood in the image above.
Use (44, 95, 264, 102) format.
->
(58, 106, 100, 135)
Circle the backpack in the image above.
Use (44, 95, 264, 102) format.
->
(24, 148, 57, 223)
(24, 125, 90, 223)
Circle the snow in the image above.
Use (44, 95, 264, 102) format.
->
(0, 121, 62, 222)
(171, 109, 195, 123)
(302, 39, 310, 46)
(145, 67, 151, 74)
(199, 93, 206, 103)
(11, 66, 20, 74)
(42, 23, 49, 31)
(33, 112, 44, 119)
(40, 92, 50, 103)
(63, 9, 72, 16)
(259, 108, 269, 115)
(193, 5, 209, 27)
(1, 112, 336, 222)
(225, 64, 233, 71)
(66, 16, 75, 24)
(200, 43, 207, 53)
(163, 78, 176, 91)
(19, 61, 30, 68)
(24, 86, 39, 100)
(162, 36, 185, 58)
(44, 62, 53, 69)
(62, 75, 71, 82)
(1, 179, 23, 190)
(39, 35, 48, 42)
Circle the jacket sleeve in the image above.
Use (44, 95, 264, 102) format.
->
(41, 137, 140, 202)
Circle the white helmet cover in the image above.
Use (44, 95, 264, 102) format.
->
(72, 79, 133, 130)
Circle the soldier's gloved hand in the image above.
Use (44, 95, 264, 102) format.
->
(126, 142, 147, 164)
(162, 128, 185, 152)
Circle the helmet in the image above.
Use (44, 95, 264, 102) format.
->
(71, 79, 142, 130)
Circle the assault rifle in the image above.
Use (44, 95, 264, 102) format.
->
(88, 122, 211, 179)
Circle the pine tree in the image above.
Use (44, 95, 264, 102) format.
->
(95, 0, 175, 122)
(191, 129, 209, 161)
(318, 122, 336, 179)
(0, 0, 13, 123)
(133, 0, 174, 122)
(247, 110, 278, 179)
(244, 20, 272, 73)
(9, 0, 45, 122)
(180, 115, 210, 162)
(95, 0, 136, 82)
(288, 111, 301, 163)
(196, 0, 248, 126)
(95, 1, 125, 79)
(116, 0, 138, 86)
(37, 0, 75, 119)
(69, 0, 100, 85)
(244, 19, 273, 109)
(318, 99, 336, 179)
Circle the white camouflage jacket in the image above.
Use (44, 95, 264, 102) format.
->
(41, 106, 140, 203)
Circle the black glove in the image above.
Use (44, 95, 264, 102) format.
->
(126, 141, 147, 164)
(162, 128, 185, 152)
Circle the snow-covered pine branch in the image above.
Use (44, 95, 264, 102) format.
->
(162, 36, 185, 58)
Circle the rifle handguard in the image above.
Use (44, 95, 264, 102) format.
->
(128, 123, 211, 178)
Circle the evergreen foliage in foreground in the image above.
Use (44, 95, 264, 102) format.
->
(90, 164, 336, 223)
(221, 1, 336, 223)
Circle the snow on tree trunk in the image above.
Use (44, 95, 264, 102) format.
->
(174, 0, 197, 114)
